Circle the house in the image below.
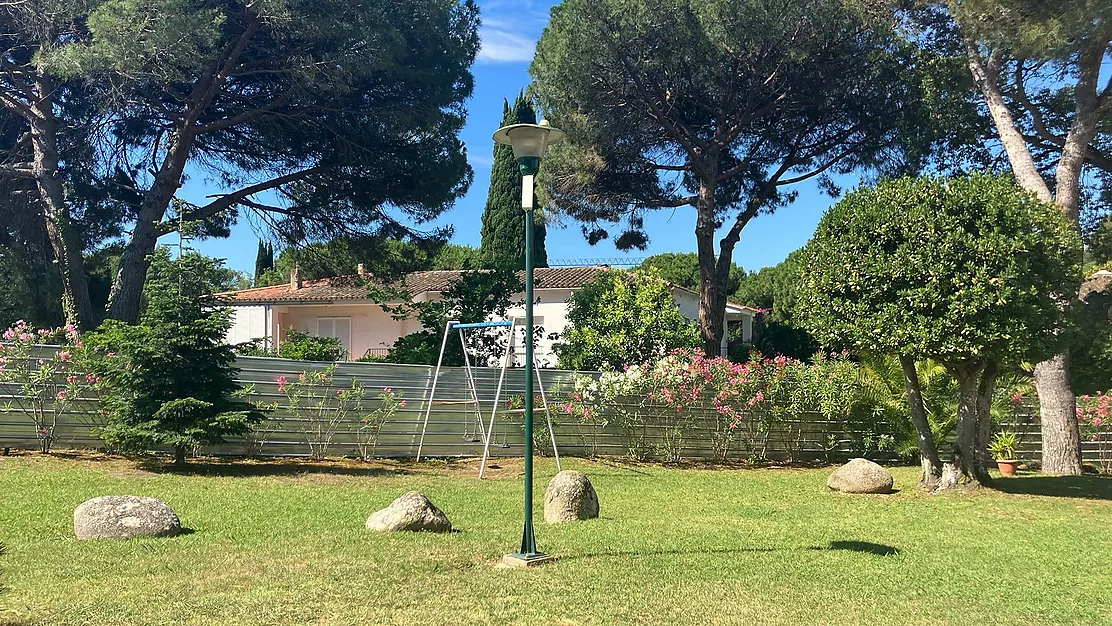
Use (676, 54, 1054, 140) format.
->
(217, 265, 756, 363)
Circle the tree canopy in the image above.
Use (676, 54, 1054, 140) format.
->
(0, 0, 480, 325)
(255, 238, 482, 287)
(555, 268, 701, 371)
(531, 0, 972, 358)
(638, 253, 743, 296)
(796, 174, 1082, 487)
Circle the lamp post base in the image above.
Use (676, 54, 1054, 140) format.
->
(501, 552, 558, 568)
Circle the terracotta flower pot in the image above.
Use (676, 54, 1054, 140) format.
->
(996, 459, 1019, 477)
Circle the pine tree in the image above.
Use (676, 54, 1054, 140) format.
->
(480, 93, 548, 269)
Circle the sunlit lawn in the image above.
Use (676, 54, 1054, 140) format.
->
(1, 452, 1110, 625)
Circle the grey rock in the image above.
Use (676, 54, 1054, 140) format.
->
(74, 495, 182, 540)
(544, 470, 599, 523)
(365, 491, 452, 533)
(827, 458, 895, 494)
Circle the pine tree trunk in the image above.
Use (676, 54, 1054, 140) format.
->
(694, 178, 725, 357)
(963, 38, 1086, 478)
(1035, 354, 1083, 475)
(174, 446, 187, 466)
(899, 354, 942, 489)
(936, 363, 984, 491)
(107, 130, 194, 323)
(28, 74, 95, 329)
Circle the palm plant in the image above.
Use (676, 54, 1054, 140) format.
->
(856, 355, 1035, 460)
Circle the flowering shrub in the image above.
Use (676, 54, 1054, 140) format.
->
(0, 321, 98, 453)
(1077, 392, 1112, 473)
(274, 367, 404, 460)
(355, 386, 406, 461)
(559, 349, 873, 462)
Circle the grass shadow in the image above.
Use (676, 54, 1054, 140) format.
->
(989, 474, 1112, 500)
(812, 541, 900, 557)
(134, 458, 411, 479)
(559, 547, 780, 562)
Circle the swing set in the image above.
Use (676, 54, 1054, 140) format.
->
(415, 319, 561, 478)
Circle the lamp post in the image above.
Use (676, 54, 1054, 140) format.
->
(493, 119, 565, 566)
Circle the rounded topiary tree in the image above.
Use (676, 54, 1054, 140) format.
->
(796, 174, 1082, 490)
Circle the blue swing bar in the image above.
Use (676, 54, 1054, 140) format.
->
(450, 321, 514, 329)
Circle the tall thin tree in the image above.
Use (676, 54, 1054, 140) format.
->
(480, 93, 548, 269)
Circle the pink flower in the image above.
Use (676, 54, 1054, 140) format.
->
(298, 373, 306, 381)
(399, 400, 407, 408)
(1093, 417, 1104, 427)
(106, 352, 115, 358)
(275, 375, 288, 392)
(56, 391, 66, 400)
(337, 389, 344, 395)
(2, 329, 14, 340)
(58, 350, 72, 362)
(383, 387, 392, 393)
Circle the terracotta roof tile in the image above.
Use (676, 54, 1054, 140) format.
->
(215, 266, 613, 304)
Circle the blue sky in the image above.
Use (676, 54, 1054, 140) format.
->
(192, 0, 845, 276)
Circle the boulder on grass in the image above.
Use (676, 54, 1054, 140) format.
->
(74, 495, 181, 540)
(827, 458, 895, 494)
(365, 491, 452, 533)
(544, 470, 599, 523)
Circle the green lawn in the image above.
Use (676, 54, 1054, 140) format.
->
(1, 453, 1110, 626)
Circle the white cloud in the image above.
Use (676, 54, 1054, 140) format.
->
(469, 153, 495, 169)
(477, 27, 537, 63)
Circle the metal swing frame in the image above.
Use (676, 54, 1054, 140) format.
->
(415, 319, 561, 477)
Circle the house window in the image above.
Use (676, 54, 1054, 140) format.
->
(316, 317, 351, 355)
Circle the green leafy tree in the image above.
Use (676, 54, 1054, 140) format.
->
(377, 270, 523, 366)
(638, 253, 743, 295)
(731, 250, 819, 360)
(555, 269, 702, 371)
(796, 174, 1082, 489)
(921, 0, 1112, 475)
(532, 0, 973, 358)
(255, 238, 482, 287)
(480, 94, 547, 269)
(84, 248, 265, 465)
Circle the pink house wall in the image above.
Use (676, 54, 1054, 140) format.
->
(279, 303, 417, 360)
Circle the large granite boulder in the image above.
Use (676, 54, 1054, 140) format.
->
(827, 458, 895, 494)
(74, 495, 182, 540)
(365, 491, 452, 533)
(544, 470, 599, 523)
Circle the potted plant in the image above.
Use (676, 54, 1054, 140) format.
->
(989, 430, 1020, 476)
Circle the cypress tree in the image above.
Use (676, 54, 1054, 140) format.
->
(254, 241, 267, 286)
(254, 241, 275, 286)
(479, 93, 548, 269)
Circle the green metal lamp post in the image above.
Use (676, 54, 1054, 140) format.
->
(492, 119, 565, 566)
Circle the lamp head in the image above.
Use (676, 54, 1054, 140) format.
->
(493, 120, 565, 176)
